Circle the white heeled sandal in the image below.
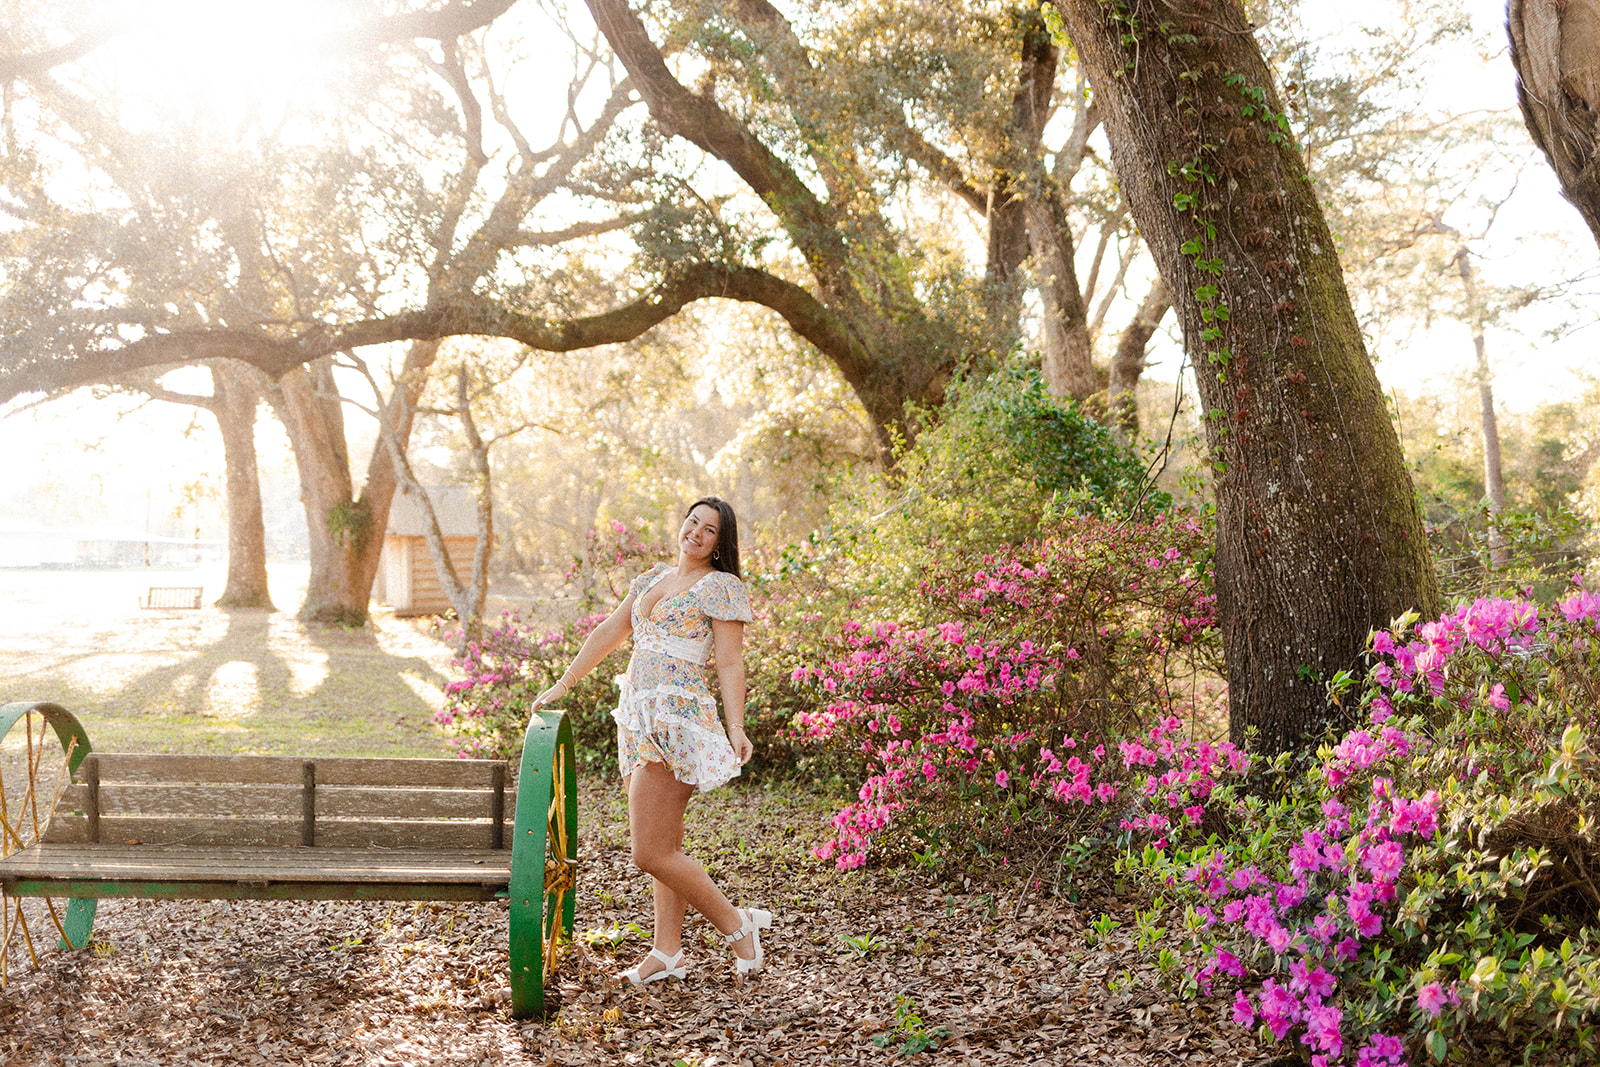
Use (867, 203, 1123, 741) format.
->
(723, 908, 773, 976)
(618, 947, 688, 986)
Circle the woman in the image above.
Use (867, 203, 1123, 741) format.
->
(531, 496, 772, 983)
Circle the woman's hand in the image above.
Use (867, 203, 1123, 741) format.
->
(530, 678, 570, 710)
(728, 723, 753, 764)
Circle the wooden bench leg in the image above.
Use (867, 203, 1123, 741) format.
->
(508, 710, 577, 1018)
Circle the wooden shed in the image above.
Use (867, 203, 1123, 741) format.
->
(375, 486, 480, 617)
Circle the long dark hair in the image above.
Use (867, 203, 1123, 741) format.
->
(687, 496, 741, 578)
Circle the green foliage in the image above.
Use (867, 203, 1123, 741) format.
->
(1398, 388, 1595, 600)
(324, 499, 374, 553)
(740, 363, 1179, 782)
(909, 360, 1160, 525)
(823, 361, 1160, 605)
(839, 931, 889, 957)
(872, 994, 948, 1056)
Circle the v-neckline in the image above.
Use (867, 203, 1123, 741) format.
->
(642, 566, 713, 623)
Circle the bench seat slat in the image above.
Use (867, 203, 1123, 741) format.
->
(42, 816, 510, 850)
(0, 844, 511, 884)
(87, 754, 509, 789)
(55, 784, 517, 822)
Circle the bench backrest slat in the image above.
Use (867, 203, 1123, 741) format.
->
(89, 754, 504, 789)
(42, 753, 516, 850)
(52, 783, 515, 822)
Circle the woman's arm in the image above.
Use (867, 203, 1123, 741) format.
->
(530, 594, 636, 709)
(712, 618, 751, 764)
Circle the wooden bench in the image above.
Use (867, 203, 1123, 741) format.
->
(139, 586, 204, 609)
(0, 701, 576, 1017)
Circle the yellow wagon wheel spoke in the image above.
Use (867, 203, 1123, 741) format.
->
(541, 749, 577, 983)
(0, 702, 94, 987)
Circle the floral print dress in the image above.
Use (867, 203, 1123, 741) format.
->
(613, 562, 753, 791)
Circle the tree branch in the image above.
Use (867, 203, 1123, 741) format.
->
(582, 0, 841, 265)
(0, 263, 875, 404)
(0, 27, 125, 81)
(341, 0, 519, 47)
(896, 128, 988, 215)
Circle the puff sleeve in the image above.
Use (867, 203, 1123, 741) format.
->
(628, 562, 672, 600)
(697, 571, 753, 623)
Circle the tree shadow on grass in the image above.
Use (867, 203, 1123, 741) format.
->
(0, 606, 456, 758)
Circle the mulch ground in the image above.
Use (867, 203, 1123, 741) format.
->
(0, 783, 1279, 1067)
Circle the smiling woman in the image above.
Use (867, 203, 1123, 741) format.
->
(528, 496, 776, 987)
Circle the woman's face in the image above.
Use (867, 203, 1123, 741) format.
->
(678, 504, 722, 566)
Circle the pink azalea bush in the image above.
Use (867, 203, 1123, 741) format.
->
(1141, 578, 1600, 1064)
(803, 561, 1600, 1063)
(791, 514, 1219, 868)
(434, 607, 620, 765)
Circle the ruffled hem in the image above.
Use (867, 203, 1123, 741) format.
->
(612, 680, 741, 792)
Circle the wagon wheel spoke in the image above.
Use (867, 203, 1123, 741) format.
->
(541, 744, 575, 983)
(0, 710, 77, 983)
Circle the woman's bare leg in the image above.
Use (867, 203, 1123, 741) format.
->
(624, 761, 753, 977)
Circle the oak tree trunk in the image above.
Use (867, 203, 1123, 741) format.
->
(1050, 0, 1442, 756)
(210, 362, 274, 609)
(1511, 0, 1600, 249)
(1107, 281, 1170, 438)
(273, 360, 367, 625)
(269, 342, 439, 625)
(1027, 196, 1099, 400)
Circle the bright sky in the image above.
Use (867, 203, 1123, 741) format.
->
(1300, 0, 1598, 409)
(0, 0, 1593, 538)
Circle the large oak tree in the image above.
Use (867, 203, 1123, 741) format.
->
(1047, 0, 1443, 754)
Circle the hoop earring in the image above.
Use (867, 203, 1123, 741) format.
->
(713, 548, 720, 561)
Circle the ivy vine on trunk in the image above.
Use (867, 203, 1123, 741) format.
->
(1046, 0, 1442, 756)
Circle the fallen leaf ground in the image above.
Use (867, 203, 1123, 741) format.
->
(1, 782, 1279, 1067)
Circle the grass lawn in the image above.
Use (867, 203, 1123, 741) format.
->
(0, 564, 456, 757)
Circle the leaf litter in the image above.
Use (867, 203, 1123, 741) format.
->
(0, 781, 1282, 1066)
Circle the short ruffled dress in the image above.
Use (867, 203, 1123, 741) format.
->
(613, 562, 753, 791)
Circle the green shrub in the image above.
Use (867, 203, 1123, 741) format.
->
(823, 361, 1163, 609)
(1121, 583, 1600, 1064)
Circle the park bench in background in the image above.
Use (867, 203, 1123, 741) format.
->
(138, 586, 204, 610)
(0, 701, 576, 1018)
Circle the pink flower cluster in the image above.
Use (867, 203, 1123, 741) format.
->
(801, 619, 1069, 868)
(797, 517, 1221, 868)
(1191, 765, 1452, 1065)
(1169, 579, 1600, 1065)
(1368, 595, 1539, 704)
(1116, 716, 1249, 846)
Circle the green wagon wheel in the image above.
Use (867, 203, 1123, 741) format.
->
(508, 709, 577, 1018)
(0, 702, 96, 986)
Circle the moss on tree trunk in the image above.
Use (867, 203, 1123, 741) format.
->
(1050, 0, 1442, 755)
